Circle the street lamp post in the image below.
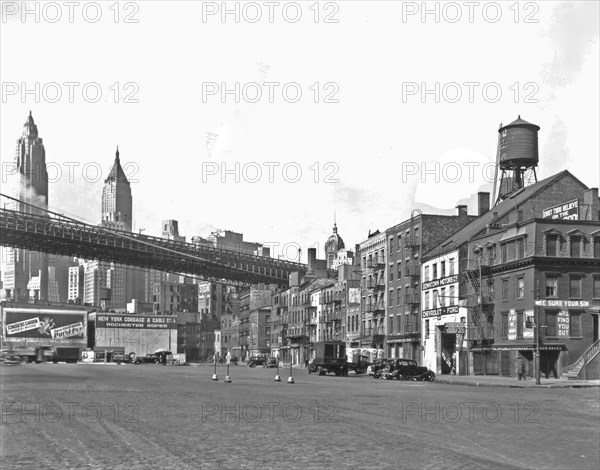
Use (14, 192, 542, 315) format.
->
(287, 338, 294, 384)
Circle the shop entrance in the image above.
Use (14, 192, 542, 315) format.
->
(440, 333, 456, 374)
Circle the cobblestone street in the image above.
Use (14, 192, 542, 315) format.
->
(1, 363, 599, 470)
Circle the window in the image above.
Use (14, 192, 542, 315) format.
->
(594, 277, 600, 299)
(397, 288, 402, 305)
(546, 311, 558, 337)
(433, 290, 439, 308)
(425, 320, 430, 339)
(397, 235, 402, 252)
(570, 237, 582, 257)
(449, 286, 456, 305)
(389, 290, 394, 307)
(424, 266, 430, 282)
(486, 246, 495, 265)
(449, 258, 455, 275)
(433, 264, 438, 280)
(594, 238, 600, 258)
(546, 236, 558, 256)
(441, 261, 446, 278)
(517, 238, 525, 259)
(570, 277, 582, 298)
(389, 237, 394, 252)
(502, 279, 509, 301)
(397, 262, 402, 278)
(517, 311, 523, 338)
(517, 277, 524, 299)
(440, 287, 446, 307)
(570, 311, 582, 337)
(501, 312, 508, 339)
(546, 276, 558, 298)
(389, 265, 394, 282)
(425, 292, 430, 310)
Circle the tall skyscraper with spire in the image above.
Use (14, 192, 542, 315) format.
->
(101, 147, 132, 231)
(84, 147, 134, 309)
(3, 112, 49, 301)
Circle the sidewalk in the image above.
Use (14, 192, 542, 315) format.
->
(434, 374, 600, 388)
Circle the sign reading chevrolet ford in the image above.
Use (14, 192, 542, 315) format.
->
(422, 305, 459, 318)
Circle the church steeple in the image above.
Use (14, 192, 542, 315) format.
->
(115, 146, 120, 162)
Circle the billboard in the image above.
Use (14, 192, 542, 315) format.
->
(95, 314, 177, 329)
(3, 308, 87, 344)
(542, 199, 578, 220)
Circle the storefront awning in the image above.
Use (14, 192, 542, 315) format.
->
(471, 341, 567, 352)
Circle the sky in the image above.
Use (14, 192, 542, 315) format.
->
(1, 0, 599, 263)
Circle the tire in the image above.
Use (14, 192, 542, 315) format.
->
(308, 368, 311, 374)
(317, 366, 324, 376)
(427, 373, 435, 382)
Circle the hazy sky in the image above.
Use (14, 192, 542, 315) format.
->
(1, 1, 598, 262)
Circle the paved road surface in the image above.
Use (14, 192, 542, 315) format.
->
(1, 363, 599, 469)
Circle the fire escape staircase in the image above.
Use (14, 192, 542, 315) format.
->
(463, 267, 490, 342)
(562, 339, 600, 380)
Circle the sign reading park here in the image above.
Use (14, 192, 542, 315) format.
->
(542, 199, 578, 220)
(96, 314, 177, 329)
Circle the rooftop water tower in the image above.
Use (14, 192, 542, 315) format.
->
(493, 116, 540, 205)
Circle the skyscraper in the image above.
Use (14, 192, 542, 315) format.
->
(3, 112, 49, 301)
(84, 147, 134, 309)
(101, 147, 132, 232)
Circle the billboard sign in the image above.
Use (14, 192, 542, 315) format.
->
(422, 274, 459, 291)
(5, 317, 41, 335)
(95, 314, 177, 329)
(51, 322, 85, 339)
(3, 309, 86, 343)
(542, 199, 578, 220)
(422, 305, 459, 319)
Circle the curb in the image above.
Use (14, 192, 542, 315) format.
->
(434, 379, 600, 389)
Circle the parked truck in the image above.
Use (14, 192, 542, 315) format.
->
(308, 341, 371, 376)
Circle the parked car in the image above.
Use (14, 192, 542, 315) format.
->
(247, 356, 267, 367)
(374, 359, 435, 381)
(263, 357, 278, 368)
(134, 354, 158, 364)
(366, 358, 389, 376)
(0, 349, 22, 365)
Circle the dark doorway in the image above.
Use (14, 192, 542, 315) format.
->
(593, 314, 599, 343)
(441, 333, 456, 374)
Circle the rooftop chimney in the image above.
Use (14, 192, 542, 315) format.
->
(457, 205, 468, 217)
(478, 192, 490, 217)
(307, 248, 317, 271)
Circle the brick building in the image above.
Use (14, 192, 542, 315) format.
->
(385, 208, 477, 361)
(422, 170, 599, 378)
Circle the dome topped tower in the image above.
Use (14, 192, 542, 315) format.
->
(325, 215, 345, 269)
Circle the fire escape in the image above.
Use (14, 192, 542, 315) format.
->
(463, 248, 495, 346)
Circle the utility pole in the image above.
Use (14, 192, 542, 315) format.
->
(535, 281, 541, 385)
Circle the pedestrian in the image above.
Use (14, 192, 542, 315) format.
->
(304, 358, 309, 369)
(162, 353, 167, 366)
(545, 359, 558, 379)
(516, 356, 525, 380)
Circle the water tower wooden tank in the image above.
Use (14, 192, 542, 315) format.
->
(494, 116, 540, 204)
